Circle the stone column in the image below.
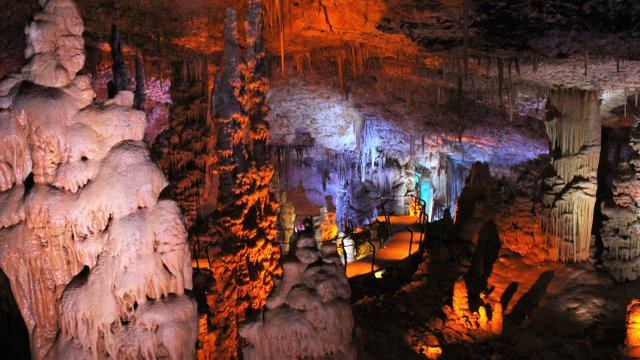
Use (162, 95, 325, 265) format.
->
(540, 88, 600, 262)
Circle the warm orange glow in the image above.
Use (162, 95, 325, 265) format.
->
(409, 198, 420, 217)
(98, 42, 138, 56)
(424, 344, 443, 360)
(322, 211, 338, 240)
(171, 18, 224, 54)
(412, 333, 442, 359)
(423, 56, 443, 69)
(627, 299, 640, 357)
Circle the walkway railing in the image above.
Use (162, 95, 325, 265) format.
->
(333, 194, 429, 277)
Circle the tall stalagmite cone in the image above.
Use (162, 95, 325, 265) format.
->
(109, 23, 129, 97)
(198, 2, 281, 358)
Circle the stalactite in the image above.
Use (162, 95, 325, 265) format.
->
(486, 56, 492, 76)
(583, 51, 588, 77)
(152, 58, 211, 230)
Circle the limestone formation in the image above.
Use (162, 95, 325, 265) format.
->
(278, 191, 296, 253)
(153, 58, 214, 230)
(134, 56, 146, 110)
(197, 3, 281, 358)
(601, 118, 640, 281)
(540, 88, 600, 262)
(0, 1, 197, 358)
(441, 277, 503, 340)
(108, 23, 129, 97)
(240, 236, 356, 360)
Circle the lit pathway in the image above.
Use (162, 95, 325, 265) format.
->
(191, 215, 425, 277)
(346, 215, 424, 278)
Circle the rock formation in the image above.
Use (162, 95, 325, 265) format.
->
(494, 165, 549, 261)
(153, 58, 214, 230)
(197, 2, 282, 358)
(108, 23, 129, 98)
(0, 1, 197, 358)
(627, 299, 640, 358)
(278, 191, 296, 253)
(240, 236, 357, 360)
(540, 88, 600, 262)
(601, 118, 640, 281)
(441, 277, 503, 341)
(134, 56, 146, 110)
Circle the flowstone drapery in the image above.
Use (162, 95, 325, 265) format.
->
(540, 89, 600, 262)
(0, 0, 197, 358)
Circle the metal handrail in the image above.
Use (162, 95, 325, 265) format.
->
(345, 218, 354, 235)
(367, 240, 376, 275)
(405, 226, 414, 257)
(380, 196, 393, 235)
(204, 243, 216, 270)
(193, 240, 201, 271)
(338, 241, 348, 273)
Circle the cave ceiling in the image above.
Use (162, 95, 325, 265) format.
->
(2, 0, 640, 71)
(2, 0, 640, 136)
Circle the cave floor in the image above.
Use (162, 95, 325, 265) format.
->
(352, 247, 640, 359)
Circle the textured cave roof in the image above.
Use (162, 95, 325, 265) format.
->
(1, 0, 640, 134)
(2, 0, 640, 73)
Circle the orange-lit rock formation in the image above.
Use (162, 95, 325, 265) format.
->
(197, 2, 282, 358)
(0, 1, 197, 358)
(441, 277, 503, 341)
(628, 299, 640, 358)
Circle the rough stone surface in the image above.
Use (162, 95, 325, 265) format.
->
(0, 1, 197, 358)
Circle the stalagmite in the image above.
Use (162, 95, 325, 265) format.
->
(601, 117, 640, 281)
(540, 89, 600, 262)
(198, 2, 281, 358)
(240, 236, 356, 360)
(108, 23, 129, 97)
(278, 191, 296, 253)
(0, 1, 198, 358)
(441, 276, 502, 339)
(452, 276, 470, 314)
